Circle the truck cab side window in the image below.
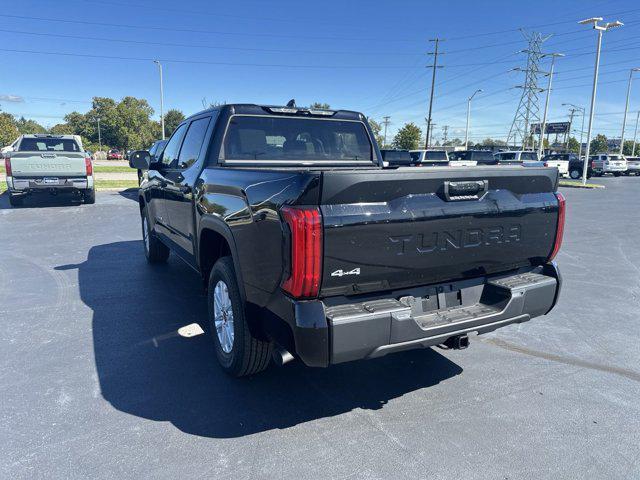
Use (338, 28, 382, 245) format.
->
(160, 123, 188, 168)
(177, 117, 211, 169)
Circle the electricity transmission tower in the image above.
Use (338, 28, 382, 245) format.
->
(506, 31, 551, 149)
(442, 125, 449, 145)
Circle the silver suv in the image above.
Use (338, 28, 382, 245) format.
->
(590, 154, 627, 177)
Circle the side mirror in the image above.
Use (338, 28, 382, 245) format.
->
(129, 150, 151, 170)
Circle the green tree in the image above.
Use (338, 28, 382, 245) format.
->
(58, 96, 157, 150)
(15, 117, 47, 134)
(163, 109, 185, 136)
(590, 134, 608, 154)
(113, 96, 156, 151)
(479, 138, 506, 147)
(0, 112, 19, 147)
(443, 137, 463, 147)
(309, 102, 330, 109)
(368, 119, 385, 147)
(392, 122, 422, 150)
(567, 136, 581, 154)
(49, 123, 74, 135)
(622, 140, 635, 156)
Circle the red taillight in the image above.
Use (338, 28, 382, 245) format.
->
(281, 206, 322, 298)
(591, 161, 596, 169)
(4, 156, 11, 176)
(548, 192, 565, 262)
(85, 157, 93, 176)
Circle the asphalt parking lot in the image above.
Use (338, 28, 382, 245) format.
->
(1, 177, 639, 479)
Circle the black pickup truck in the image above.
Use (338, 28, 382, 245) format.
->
(130, 103, 564, 377)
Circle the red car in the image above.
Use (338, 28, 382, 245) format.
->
(107, 149, 123, 160)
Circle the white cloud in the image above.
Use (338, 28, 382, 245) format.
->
(0, 94, 25, 103)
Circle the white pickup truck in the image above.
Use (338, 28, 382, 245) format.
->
(4, 134, 95, 206)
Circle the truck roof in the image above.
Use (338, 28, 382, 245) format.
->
(186, 103, 365, 122)
(19, 134, 78, 139)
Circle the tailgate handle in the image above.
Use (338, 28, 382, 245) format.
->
(444, 180, 488, 201)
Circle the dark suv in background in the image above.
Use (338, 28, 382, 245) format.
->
(550, 153, 591, 180)
(449, 150, 497, 165)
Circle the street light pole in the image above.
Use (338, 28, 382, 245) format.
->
(538, 53, 564, 159)
(465, 89, 482, 150)
(154, 60, 165, 140)
(632, 110, 640, 157)
(578, 17, 623, 185)
(619, 68, 640, 155)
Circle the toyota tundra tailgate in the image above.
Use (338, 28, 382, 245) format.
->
(319, 166, 560, 297)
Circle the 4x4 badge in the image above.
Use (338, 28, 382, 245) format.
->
(331, 268, 361, 277)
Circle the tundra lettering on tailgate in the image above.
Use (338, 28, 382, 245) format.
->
(389, 224, 522, 255)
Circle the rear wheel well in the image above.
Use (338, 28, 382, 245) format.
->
(138, 196, 145, 215)
(199, 228, 231, 284)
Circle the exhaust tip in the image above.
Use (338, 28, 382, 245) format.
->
(272, 348, 294, 367)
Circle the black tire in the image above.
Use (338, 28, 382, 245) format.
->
(569, 168, 581, 180)
(207, 256, 272, 377)
(142, 206, 169, 263)
(84, 188, 96, 204)
(613, 172, 622, 177)
(8, 194, 23, 207)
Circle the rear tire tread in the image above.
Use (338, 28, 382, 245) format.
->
(209, 257, 272, 377)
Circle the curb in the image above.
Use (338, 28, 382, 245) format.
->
(559, 181, 605, 189)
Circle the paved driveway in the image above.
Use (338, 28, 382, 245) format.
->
(1, 177, 639, 479)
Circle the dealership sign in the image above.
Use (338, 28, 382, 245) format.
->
(530, 122, 571, 134)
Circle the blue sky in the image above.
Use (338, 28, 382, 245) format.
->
(0, 0, 639, 143)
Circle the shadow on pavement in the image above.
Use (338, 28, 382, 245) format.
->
(0, 190, 84, 209)
(56, 240, 462, 438)
(117, 188, 139, 202)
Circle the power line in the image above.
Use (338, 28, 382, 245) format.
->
(0, 47, 423, 69)
(0, 28, 425, 57)
(443, 7, 640, 41)
(0, 13, 409, 43)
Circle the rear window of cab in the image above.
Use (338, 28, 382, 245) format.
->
(221, 115, 374, 164)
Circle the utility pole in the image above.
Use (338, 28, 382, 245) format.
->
(563, 103, 585, 156)
(442, 125, 449, 145)
(96, 117, 102, 151)
(382, 116, 391, 147)
(579, 17, 623, 184)
(154, 60, 165, 140)
(425, 119, 436, 147)
(620, 68, 640, 155)
(538, 53, 564, 159)
(632, 110, 640, 156)
(565, 108, 576, 152)
(425, 38, 443, 149)
(465, 89, 482, 149)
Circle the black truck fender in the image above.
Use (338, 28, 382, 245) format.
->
(197, 215, 246, 301)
